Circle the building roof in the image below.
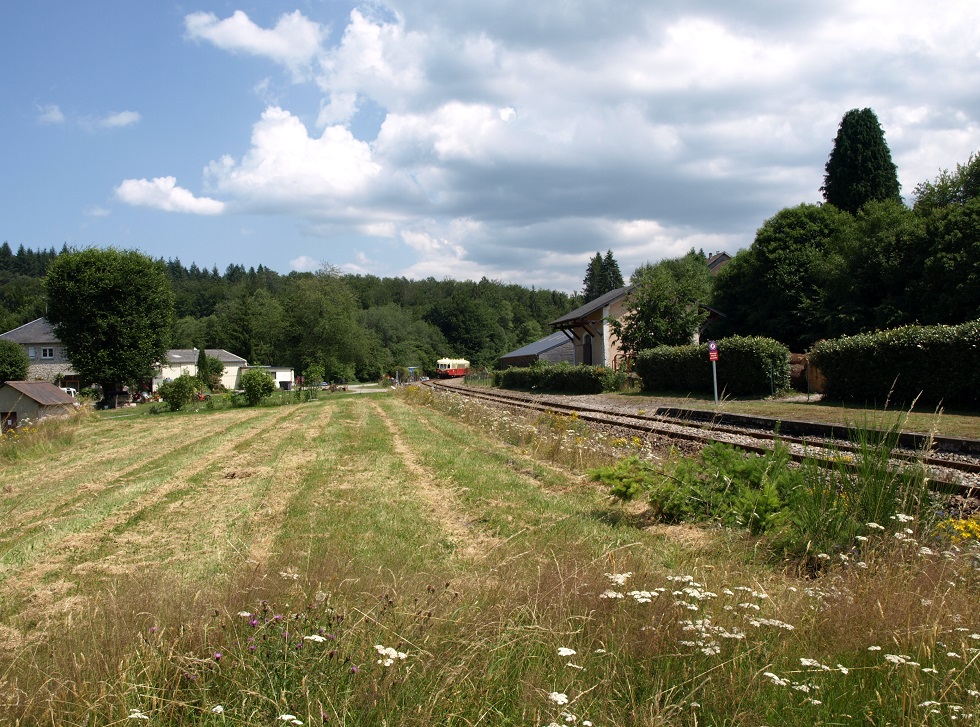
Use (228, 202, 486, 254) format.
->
(165, 349, 247, 365)
(500, 331, 573, 360)
(550, 286, 633, 328)
(0, 317, 60, 344)
(706, 251, 732, 274)
(1, 380, 76, 406)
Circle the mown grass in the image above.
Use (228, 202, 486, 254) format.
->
(0, 389, 977, 725)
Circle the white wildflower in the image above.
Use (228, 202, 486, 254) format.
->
(599, 590, 624, 599)
(211, 705, 225, 714)
(557, 647, 576, 657)
(604, 572, 632, 586)
(549, 692, 569, 705)
(867, 522, 885, 530)
(128, 710, 150, 721)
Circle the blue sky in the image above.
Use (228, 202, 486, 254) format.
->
(4, 1, 980, 292)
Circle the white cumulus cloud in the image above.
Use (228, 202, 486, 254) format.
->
(185, 10, 325, 80)
(115, 177, 225, 215)
(37, 104, 65, 125)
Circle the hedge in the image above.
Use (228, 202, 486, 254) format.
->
(493, 361, 626, 394)
(809, 321, 980, 408)
(635, 336, 790, 397)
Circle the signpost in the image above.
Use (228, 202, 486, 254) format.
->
(708, 341, 719, 405)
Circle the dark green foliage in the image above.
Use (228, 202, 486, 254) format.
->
(158, 374, 197, 412)
(493, 361, 625, 394)
(809, 321, 980, 408)
(821, 108, 901, 214)
(709, 204, 855, 351)
(634, 336, 789, 396)
(582, 250, 625, 302)
(612, 250, 712, 356)
(240, 368, 276, 406)
(45, 248, 175, 406)
(0, 339, 29, 383)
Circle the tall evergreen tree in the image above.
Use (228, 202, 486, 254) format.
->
(821, 108, 901, 214)
(603, 250, 625, 291)
(582, 250, 625, 301)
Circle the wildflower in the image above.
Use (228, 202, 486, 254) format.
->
(211, 705, 224, 714)
(374, 644, 408, 666)
(867, 522, 885, 531)
(836, 664, 849, 675)
(599, 590, 624, 599)
(604, 572, 632, 586)
(893, 513, 915, 523)
(566, 662, 584, 670)
(868, 646, 882, 651)
(237, 611, 252, 618)
(128, 709, 150, 720)
(763, 672, 789, 686)
(278, 715, 303, 726)
(549, 692, 569, 705)
(304, 634, 327, 643)
(855, 535, 868, 542)
(557, 647, 576, 657)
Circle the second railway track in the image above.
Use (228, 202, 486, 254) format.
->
(422, 380, 980, 499)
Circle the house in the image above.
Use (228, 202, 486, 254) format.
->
(0, 318, 80, 388)
(706, 251, 732, 275)
(550, 286, 633, 368)
(498, 331, 575, 368)
(154, 349, 248, 391)
(0, 381, 76, 431)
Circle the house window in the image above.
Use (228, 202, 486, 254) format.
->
(28, 347, 36, 359)
(41, 348, 54, 359)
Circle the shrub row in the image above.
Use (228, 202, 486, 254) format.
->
(809, 320, 980, 408)
(493, 361, 626, 394)
(634, 336, 790, 396)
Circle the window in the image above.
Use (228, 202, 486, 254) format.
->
(41, 347, 54, 359)
(28, 347, 36, 359)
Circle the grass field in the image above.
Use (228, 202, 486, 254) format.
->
(0, 389, 978, 725)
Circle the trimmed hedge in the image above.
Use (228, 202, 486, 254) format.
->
(635, 336, 790, 397)
(809, 321, 980, 408)
(493, 361, 626, 394)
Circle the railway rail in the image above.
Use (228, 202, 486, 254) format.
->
(422, 379, 980, 500)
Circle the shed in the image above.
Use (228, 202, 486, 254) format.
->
(550, 286, 633, 367)
(0, 381, 76, 431)
(499, 331, 575, 368)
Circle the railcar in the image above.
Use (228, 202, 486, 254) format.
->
(436, 358, 470, 378)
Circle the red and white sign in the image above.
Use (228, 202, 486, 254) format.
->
(708, 341, 719, 361)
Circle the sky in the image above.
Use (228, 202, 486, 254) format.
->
(3, 1, 980, 293)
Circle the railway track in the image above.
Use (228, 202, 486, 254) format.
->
(422, 380, 980, 500)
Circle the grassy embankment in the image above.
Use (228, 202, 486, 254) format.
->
(0, 388, 977, 725)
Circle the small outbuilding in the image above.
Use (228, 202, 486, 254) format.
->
(0, 381, 77, 431)
(499, 331, 576, 368)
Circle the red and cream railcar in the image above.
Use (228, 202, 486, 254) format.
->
(435, 358, 470, 378)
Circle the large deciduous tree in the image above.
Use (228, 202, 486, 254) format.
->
(45, 248, 175, 407)
(821, 108, 901, 214)
(611, 250, 712, 356)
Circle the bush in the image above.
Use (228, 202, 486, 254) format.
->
(0, 339, 29, 384)
(809, 320, 980, 408)
(157, 374, 197, 412)
(492, 361, 626, 394)
(634, 336, 790, 396)
(240, 368, 276, 406)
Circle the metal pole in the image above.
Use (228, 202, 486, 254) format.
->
(712, 360, 719, 406)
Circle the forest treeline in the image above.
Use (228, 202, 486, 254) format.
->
(0, 243, 580, 380)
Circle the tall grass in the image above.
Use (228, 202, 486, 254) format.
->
(0, 390, 976, 725)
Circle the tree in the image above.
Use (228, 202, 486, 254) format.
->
(240, 368, 276, 405)
(913, 151, 980, 214)
(611, 250, 712, 356)
(196, 348, 210, 389)
(0, 339, 29, 384)
(821, 108, 901, 214)
(709, 204, 855, 350)
(45, 248, 175, 407)
(582, 250, 625, 302)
